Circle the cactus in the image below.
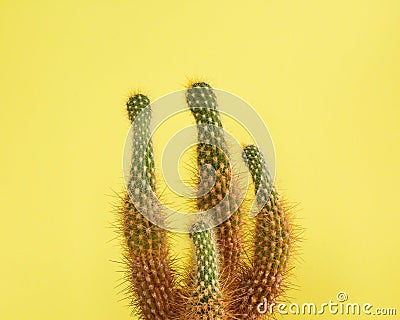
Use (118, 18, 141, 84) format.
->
(117, 82, 296, 319)
(119, 94, 180, 319)
(186, 82, 244, 278)
(235, 145, 292, 319)
(186, 220, 223, 319)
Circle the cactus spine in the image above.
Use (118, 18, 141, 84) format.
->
(118, 82, 295, 320)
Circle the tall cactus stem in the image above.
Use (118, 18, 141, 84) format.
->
(186, 82, 244, 280)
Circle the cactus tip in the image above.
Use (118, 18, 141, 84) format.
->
(126, 93, 150, 122)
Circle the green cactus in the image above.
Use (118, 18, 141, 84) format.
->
(186, 220, 223, 319)
(118, 82, 296, 320)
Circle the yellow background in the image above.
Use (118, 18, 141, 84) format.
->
(1, 0, 399, 319)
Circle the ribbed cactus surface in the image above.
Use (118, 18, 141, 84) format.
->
(187, 220, 223, 319)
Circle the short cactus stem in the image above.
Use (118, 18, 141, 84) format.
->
(187, 220, 224, 319)
(235, 145, 292, 319)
